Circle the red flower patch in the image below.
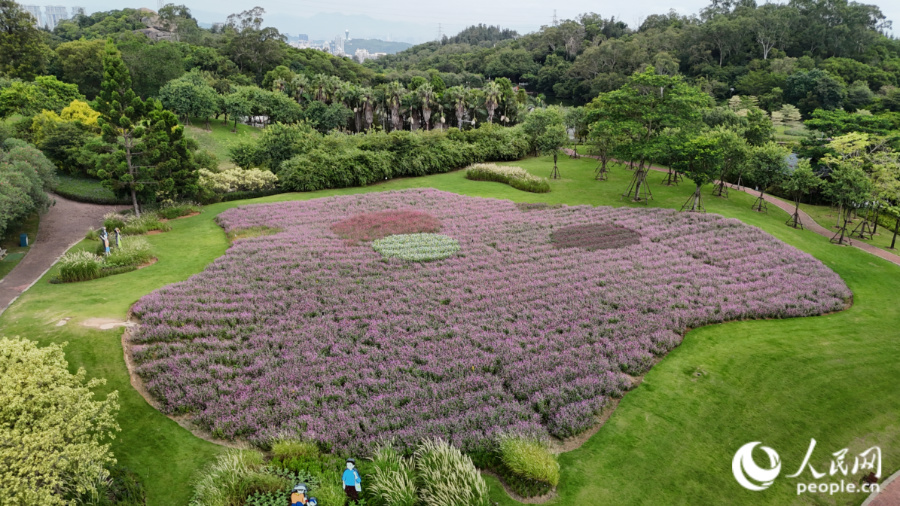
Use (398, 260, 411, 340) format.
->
(551, 224, 641, 251)
(331, 210, 441, 243)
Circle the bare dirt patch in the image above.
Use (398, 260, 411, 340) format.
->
(81, 318, 137, 330)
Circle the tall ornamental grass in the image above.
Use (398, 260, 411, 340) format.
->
(189, 449, 288, 506)
(57, 250, 102, 282)
(498, 435, 560, 487)
(102, 212, 172, 235)
(415, 439, 489, 506)
(465, 163, 551, 193)
(366, 445, 418, 506)
(105, 237, 152, 268)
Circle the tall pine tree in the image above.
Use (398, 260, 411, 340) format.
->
(94, 40, 198, 215)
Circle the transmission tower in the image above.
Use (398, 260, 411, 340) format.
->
(437, 23, 442, 41)
(553, 10, 558, 26)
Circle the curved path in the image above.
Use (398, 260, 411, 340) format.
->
(0, 194, 125, 315)
(562, 150, 900, 268)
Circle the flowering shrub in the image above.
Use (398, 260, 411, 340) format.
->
(331, 210, 441, 243)
(372, 233, 461, 261)
(131, 189, 850, 453)
(551, 224, 642, 251)
(465, 163, 550, 193)
(199, 168, 278, 195)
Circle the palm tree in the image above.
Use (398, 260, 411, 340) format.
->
(417, 83, 435, 130)
(402, 90, 420, 131)
(445, 86, 470, 130)
(483, 81, 501, 124)
(359, 87, 375, 131)
(291, 74, 309, 104)
(343, 84, 362, 132)
(385, 81, 405, 131)
(312, 74, 329, 102)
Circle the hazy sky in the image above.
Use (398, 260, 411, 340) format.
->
(42, 0, 899, 42)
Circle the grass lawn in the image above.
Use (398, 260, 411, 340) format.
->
(773, 123, 813, 144)
(1, 155, 898, 505)
(183, 116, 261, 170)
(0, 212, 39, 280)
(53, 174, 128, 205)
(798, 200, 900, 255)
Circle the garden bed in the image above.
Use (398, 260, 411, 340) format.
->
(129, 189, 850, 454)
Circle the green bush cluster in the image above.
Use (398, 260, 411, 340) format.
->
(465, 163, 551, 193)
(467, 434, 559, 498)
(105, 237, 152, 268)
(57, 237, 153, 283)
(497, 436, 560, 488)
(152, 202, 200, 220)
(231, 123, 529, 192)
(0, 139, 56, 239)
(102, 212, 172, 235)
(189, 450, 291, 506)
(57, 250, 103, 283)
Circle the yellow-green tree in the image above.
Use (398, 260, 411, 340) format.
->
(0, 337, 120, 504)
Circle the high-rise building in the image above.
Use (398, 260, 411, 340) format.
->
(72, 6, 85, 17)
(298, 33, 309, 41)
(43, 6, 69, 30)
(22, 5, 43, 27)
(333, 35, 345, 56)
(345, 29, 350, 41)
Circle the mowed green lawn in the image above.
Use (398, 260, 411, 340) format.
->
(1, 155, 897, 505)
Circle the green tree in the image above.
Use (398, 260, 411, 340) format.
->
(158, 77, 218, 128)
(0, 337, 120, 505)
(590, 67, 711, 202)
(523, 106, 568, 179)
(784, 69, 846, 116)
(0, 139, 55, 238)
(95, 41, 197, 213)
(54, 39, 105, 98)
(669, 130, 725, 212)
(783, 159, 822, 228)
(746, 142, 790, 212)
(223, 7, 286, 83)
(0, 0, 49, 79)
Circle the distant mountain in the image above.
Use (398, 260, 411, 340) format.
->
(345, 39, 412, 55)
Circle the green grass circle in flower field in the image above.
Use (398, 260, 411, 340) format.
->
(371, 232, 461, 261)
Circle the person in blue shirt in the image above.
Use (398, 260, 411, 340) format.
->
(342, 458, 361, 503)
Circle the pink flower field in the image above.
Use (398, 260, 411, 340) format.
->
(130, 189, 850, 453)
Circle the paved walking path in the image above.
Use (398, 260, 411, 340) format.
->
(0, 194, 124, 316)
(563, 150, 900, 268)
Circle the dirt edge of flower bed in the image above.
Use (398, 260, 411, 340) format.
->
(120, 317, 251, 451)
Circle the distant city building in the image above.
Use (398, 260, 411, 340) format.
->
(333, 35, 345, 56)
(72, 6, 85, 17)
(298, 33, 309, 41)
(22, 5, 43, 27)
(354, 48, 386, 63)
(345, 29, 350, 41)
(289, 40, 311, 49)
(43, 6, 68, 30)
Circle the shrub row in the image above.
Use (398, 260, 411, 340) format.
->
(465, 163, 551, 193)
(231, 123, 529, 193)
(56, 238, 152, 283)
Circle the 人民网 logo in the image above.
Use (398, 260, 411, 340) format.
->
(732, 442, 782, 491)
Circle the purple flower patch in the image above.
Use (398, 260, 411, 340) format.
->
(130, 189, 850, 453)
